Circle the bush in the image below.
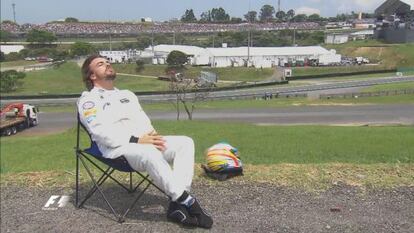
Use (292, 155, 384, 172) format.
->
(5, 52, 22, 61)
(135, 60, 145, 73)
(0, 70, 26, 92)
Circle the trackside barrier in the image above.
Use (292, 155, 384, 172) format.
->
(320, 89, 414, 99)
(287, 69, 397, 81)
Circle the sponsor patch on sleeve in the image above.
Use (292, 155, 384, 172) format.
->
(83, 108, 97, 118)
(82, 101, 95, 110)
(86, 115, 96, 124)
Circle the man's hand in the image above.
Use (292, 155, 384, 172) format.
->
(138, 130, 166, 151)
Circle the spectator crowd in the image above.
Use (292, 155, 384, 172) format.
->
(1, 21, 321, 35)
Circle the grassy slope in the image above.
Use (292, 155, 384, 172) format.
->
(0, 60, 38, 68)
(325, 41, 414, 69)
(362, 81, 414, 92)
(2, 41, 413, 95)
(113, 64, 275, 82)
(1, 122, 413, 174)
(1, 62, 169, 95)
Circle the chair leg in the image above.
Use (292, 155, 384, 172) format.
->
(129, 172, 133, 193)
(76, 151, 80, 208)
(77, 153, 169, 223)
(120, 182, 151, 222)
(78, 156, 119, 220)
(135, 172, 168, 197)
(79, 167, 114, 208)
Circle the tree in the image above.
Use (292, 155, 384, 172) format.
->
(200, 11, 212, 22)
(259, 5, 275, 22)
(26, 29, 57, 43)
(135, 60, 145, 73)
(0, 51, 5, 62)
(65, 17, 79, 23)
(275, 10, 286, 21)
(1, 20, 16, 24)
(136, 35, 152, 50)
(5, 52, 21, 61)
(293, 14, 308, 22)
(168, 77, 211, 120)
(0, 70, 26, 92)
(166, 50, 188, 69)
(308, 14, 322, 22)
(230, 17, 242, 23)
(181, 9, 197, 22)
(244, 11, 257, 22)
(70, 41, 95, 56)
(287, 9, 295, 21)
(211, 7, 230, 22)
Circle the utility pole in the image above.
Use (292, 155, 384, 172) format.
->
(108, 12, 112, 52)
(278, 0, 281, 13)
(293, 27, 296, 46)
(247, 0, 251, 67)
(151, 29, 154, 54)
(12, 3, 16, 23)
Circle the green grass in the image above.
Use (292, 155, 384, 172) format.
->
(113, 64, 275, 82)
(291, 65, 390, 77)
(361, 81, 414, 92)
(1, 62, 170, 96)
(326, 41, 414, 68)
(36, 92, 414, 114)
(115, 63, 396, 82)
(0, 60, 38, 68)
(144, 93, 414, 111)
(1, 122, 413, 174)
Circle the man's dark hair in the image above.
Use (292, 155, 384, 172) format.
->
(81, 54, 104, 91)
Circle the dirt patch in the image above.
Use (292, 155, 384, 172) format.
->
(1, 181, 413, 233)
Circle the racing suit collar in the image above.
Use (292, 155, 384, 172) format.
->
(91, 86, 119, 93)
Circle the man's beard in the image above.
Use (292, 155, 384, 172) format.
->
(105, 73, 116, 81)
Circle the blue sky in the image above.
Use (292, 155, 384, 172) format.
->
(1, 0, 385, 24)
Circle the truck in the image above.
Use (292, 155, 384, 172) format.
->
(355, 57, 370, 65)
(0, 103, 39, 136)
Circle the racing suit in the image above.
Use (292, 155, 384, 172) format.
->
(77, 87, 194, 201)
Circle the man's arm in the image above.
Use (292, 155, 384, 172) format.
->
(78, 96, 132, 148)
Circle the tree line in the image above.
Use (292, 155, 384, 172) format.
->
(180, 5, 376, 23)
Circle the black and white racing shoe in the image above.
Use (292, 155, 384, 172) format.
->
(167, 201, 198, 227)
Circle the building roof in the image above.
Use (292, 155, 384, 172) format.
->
(147, 44, 205, 56)
(0, 45, 24, 54)
(351, 30, 375, 36)
(375, 0, 414, 16)
(205, 46, 333, 57)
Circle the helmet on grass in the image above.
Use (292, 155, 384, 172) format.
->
(202, 142, 243, 180)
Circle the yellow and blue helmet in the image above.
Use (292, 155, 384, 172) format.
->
(203, 142, 243, 180)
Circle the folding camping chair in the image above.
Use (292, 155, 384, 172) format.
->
(74, 115, 168, 223)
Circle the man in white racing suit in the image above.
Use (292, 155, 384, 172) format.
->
(78, 55, 212, 228)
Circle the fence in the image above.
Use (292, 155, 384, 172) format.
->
(287, 69, 397, 81)
(320, 89, 414, 99)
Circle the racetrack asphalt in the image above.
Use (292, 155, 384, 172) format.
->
(1, 180, 413, 233)
(16, 104, 414, 136)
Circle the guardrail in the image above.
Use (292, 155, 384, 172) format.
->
(320, 89, 414, 99)
(287, 69, 397, 80)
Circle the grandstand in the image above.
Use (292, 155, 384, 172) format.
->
(374, 0, 414, 42)
(375, 0, 413, 16)
(0, 21, 321, 36)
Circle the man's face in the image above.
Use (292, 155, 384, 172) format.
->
(89, 57, 116, 83)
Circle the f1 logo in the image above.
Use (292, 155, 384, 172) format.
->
(43, 195, 70, 210)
